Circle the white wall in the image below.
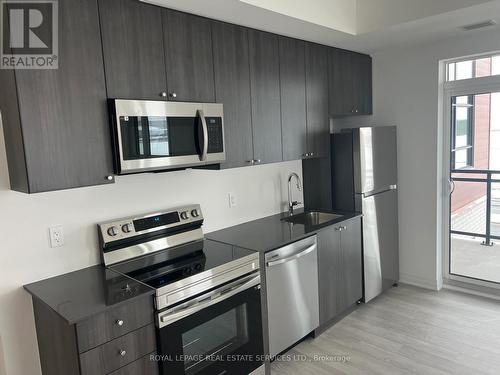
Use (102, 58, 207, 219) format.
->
(335, 28, 500, 291)
(356, 0, 492, 33)
(0, 118, 302, 375)
(239, 0, 357, 34)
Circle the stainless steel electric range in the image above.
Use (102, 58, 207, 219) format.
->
(98, 205, 264, 375)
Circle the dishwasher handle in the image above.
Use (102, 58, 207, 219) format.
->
(266, 244, 316, 267)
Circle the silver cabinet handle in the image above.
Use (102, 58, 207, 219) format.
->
(266, 244, 316, 267)
(253, 159, 261, 164)
(158, 273, 260, 328)
(119, 350, 126, 357)
(247, 160, 255, 164)
(160, 91, 167, 98)
(116, 319, 124, 326)
(197, 109, 208, 161)
(106, 175, 113, 181)
(310, 152, 314, 157)
(169, 92, 177, 98)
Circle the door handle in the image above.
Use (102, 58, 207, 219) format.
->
(448, 179, 455, 195)
(197, 109, 208, 161)
(266, 244, 316, 267)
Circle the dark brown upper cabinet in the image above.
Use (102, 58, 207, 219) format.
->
(352, 52, 373, 115)
(305, 43, 330, 158)
(329, 48, 372, 116)
(163, 10, 215, 102)
(279, 37, 307, 161)
(248, 30, 283, 165)
(0, 0, 113, 193)
(98, 0, 167, 100)
(212, 22, 254, 168)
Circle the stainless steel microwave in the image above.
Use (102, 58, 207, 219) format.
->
(109, 99, 225, 174)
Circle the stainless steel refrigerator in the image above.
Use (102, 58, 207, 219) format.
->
(331, 126, 399, 302)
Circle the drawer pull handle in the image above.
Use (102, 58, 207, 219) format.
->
(116, 319, 124, 326)
(119, 349, 126, 357)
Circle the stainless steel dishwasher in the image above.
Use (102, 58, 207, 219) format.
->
(265, 235, 319, 357)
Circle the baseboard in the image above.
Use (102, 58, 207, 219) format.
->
(399, 273, 440, 291)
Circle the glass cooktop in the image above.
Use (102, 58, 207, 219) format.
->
(109, 239, 256, 290)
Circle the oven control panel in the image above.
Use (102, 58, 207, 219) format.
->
(98, 204, 203, 244)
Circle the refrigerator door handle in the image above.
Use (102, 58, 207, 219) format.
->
(360, 185, 398, 198)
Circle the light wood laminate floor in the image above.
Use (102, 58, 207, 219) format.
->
(271, 284, 500, 375)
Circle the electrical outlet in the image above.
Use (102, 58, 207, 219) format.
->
(228, 192, 237, 208)
(49, 225, 64, 248)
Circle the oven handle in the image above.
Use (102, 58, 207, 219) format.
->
(158, 272, 260, 328)
(197, 109, 208, 161)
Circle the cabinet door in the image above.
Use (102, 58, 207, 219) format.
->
(163, 10, 215, 102)
(99, 0, 167, 100)
(317, 218, 363, 326)
(305, 43, 329, 158)
(339, 218, 363, 310)
(317, 226, 341, 326)
(352, 52, 373, 115)
(279, 37, 307, 161)
(212, 22, 253, 168)
(328, 48, 353, 116)
(14, 0, 113, 192)
(248, 30, 282, 164)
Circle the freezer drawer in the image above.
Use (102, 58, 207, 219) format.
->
(265, 235, 319, 357)
(360, 189, 399, 302)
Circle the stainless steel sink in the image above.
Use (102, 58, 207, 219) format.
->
(283, 211, 343, 226)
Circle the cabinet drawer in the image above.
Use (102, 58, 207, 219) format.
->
(80, 324, 156, 375)
(76, 296, 154, 352)
(108, 353, 158, 375)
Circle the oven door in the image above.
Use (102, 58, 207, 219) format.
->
(157, 272, 263, 375)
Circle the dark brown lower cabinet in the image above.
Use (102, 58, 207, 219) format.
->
(32, 296, 157, 375)
(317, 217, 362, 328)
(80, 325, 156, 375)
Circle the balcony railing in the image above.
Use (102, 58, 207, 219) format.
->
(451, 169, 500, 246)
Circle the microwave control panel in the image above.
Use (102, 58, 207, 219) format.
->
(206, 117, 224, 153)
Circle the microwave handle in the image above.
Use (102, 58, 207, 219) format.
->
(197, 109, 208, 161)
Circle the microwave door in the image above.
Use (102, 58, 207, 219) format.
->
(120, 116, 151, 160)
(148, 116, 170, 157)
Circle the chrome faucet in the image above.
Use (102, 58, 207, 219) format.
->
(288, 172, 302, 216)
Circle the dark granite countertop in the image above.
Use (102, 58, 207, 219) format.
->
(24, 265, 154, 324)
(206, 209, 362, 253)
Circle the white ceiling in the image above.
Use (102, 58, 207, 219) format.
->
(142, 0, 500, 52)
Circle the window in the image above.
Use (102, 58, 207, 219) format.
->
(447, 54, 500, 82)
(451, 95, 474, 169)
